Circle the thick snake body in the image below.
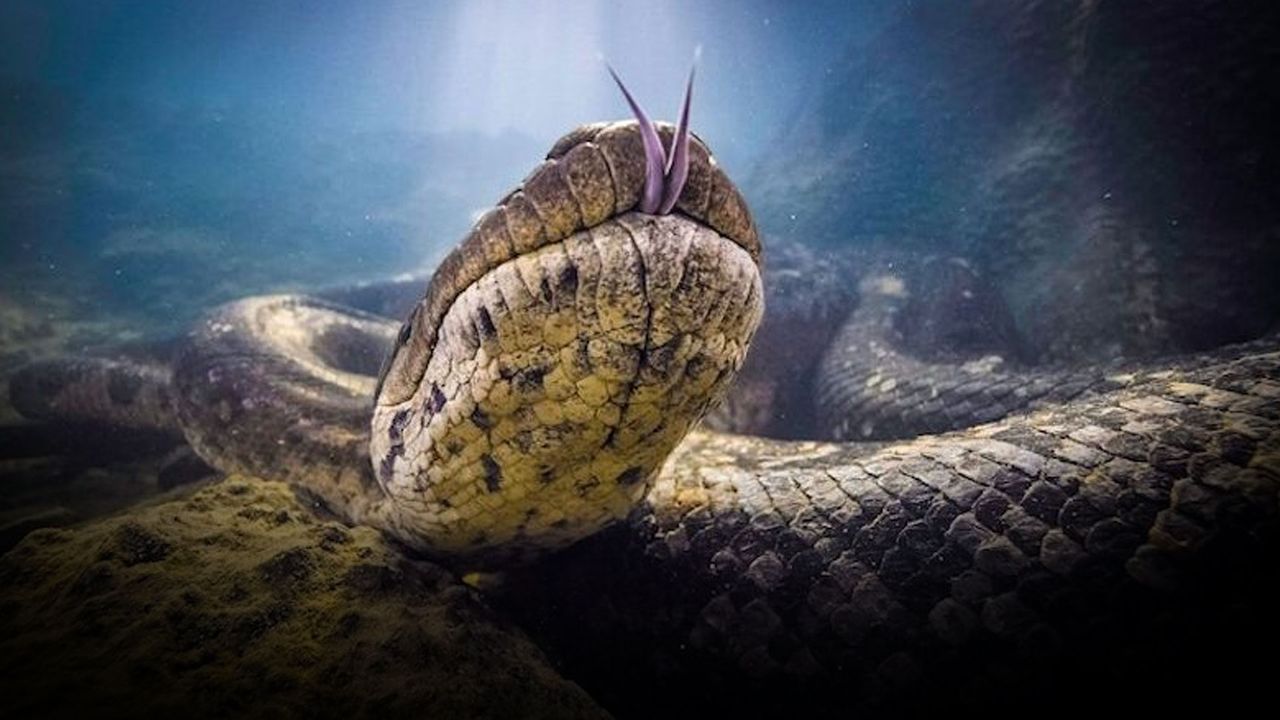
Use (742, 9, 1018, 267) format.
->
(503, 340, 1280, 713)
(9, 112, 1280, 711)
(817, 261, 1127, 441)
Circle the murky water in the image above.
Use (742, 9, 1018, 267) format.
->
(1, 2, 1277, 718)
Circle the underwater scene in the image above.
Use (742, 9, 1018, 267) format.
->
(2, 1, 1278, 717)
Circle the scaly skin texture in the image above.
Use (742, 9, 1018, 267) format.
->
(502, 340, 1280, 714)
(705, 246, 1130, 443)
(8, 112, 1279, 714)
(816, 264, 1118, 440)
(371, 215, 761, 564)
(369, 120, 763, 564)
(9, 356, 179, 435)
(171, 296, 394, 523)
(374, 121, 759, 408)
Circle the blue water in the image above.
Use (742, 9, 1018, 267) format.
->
(1, 5, 1279, 716)
(1, 0, 885, 331)
(1, 1, 1276, 355)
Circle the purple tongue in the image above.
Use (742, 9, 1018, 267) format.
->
(606, 61, 697, 216)
(607, 64, 667, 214)
(658, 65, 694, 215)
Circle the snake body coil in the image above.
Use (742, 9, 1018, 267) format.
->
(8, 101, 1279, 712)
(66, 119, 765, 567)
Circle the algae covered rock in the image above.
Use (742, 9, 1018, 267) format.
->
(0, 476, 608, 719)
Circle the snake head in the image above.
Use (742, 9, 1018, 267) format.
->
(606, 59, 695, 215)
(371, 59, 760, 567)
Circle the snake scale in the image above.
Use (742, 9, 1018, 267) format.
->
(9, 74, 1280, 713)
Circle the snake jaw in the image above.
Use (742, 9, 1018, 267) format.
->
(607, 62, 695, 215)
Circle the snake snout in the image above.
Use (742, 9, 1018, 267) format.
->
(370, 213, 762, 564)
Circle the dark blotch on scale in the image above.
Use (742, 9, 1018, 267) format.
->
(515, 366, 547, 392)
(558, 265, 579, 294)
(377, 454, 396, 485)
(389, 409, 412, 443)
(378, 409, 413, 484)
(477, 307, 498, 339)
(482, 455, 503, 492)
(428, 384, 447, 414)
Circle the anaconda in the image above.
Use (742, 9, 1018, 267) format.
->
(8, 70, 1280, 714)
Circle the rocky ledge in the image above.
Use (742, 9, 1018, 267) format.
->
(0, 476, 607, 720)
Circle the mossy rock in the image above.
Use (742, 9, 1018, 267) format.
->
(0, 476, 608, 719)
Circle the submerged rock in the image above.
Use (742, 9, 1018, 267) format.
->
(0, 476, 607, 720)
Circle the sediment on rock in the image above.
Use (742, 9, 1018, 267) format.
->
(0, 476, 608, 720)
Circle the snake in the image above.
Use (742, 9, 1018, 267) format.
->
(8, 68, 1280, 712)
